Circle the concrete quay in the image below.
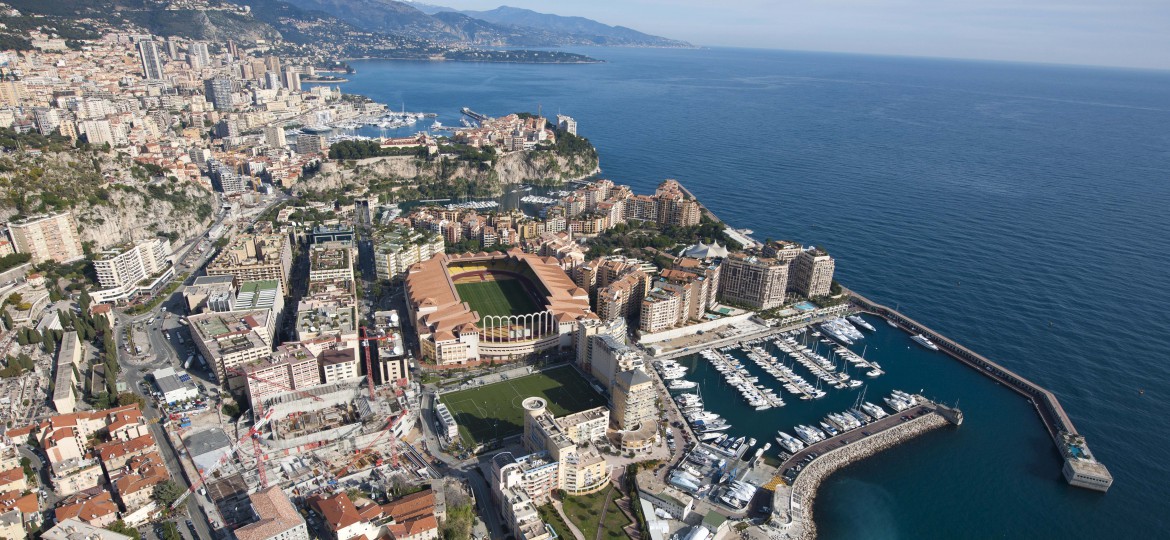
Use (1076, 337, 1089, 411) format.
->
(848, 290, 1113, 492)
(773, 408, 952, 540)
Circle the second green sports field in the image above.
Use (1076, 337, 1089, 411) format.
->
(439, 367, 605, 447)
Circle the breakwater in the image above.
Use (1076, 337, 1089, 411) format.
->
(847, 290, 1114, 492)
(783, 411, 950, 539)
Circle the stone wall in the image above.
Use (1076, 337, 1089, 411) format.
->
(786, 413, 949, 539)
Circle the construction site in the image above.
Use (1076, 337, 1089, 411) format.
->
(169, 323, 425, 521)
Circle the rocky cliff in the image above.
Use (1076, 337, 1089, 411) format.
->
(0, 151, 217, 251)
(71, 182, 217, 249)
(295, 148, 599, 199)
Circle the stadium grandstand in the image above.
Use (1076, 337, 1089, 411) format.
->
(404, 249, 596, 366)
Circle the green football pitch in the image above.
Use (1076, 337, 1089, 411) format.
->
(439, 367, 605, 447)
(454, 278, 541, 321)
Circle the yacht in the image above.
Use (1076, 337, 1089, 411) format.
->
(775, 432, 805, 454)
(794, 425, 825, 445)
(819, 422, 839, 437)
(695, 422, 731, 433)
(887, 318, 898, 328)
(912, 334, 940, 351)
(848, 315, 877, 332)
(668, 380, 698, 391)
(861, 402, 889, 419)
(884, 395, 913, 412)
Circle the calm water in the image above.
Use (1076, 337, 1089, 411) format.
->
(330, 48, 1170, 538)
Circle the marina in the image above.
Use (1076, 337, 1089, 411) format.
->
(849, 291, 1114, 491)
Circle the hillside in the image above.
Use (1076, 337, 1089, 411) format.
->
(0, 133, 216, 251)
(283, 0, 691, 48)
(9, 0, 598, 62)
(428, 5, 692, 47)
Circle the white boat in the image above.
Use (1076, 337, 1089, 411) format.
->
(887, 318, 898, 327)
(819, 422, 839, 437)
(668, 380, 698, 390)
(862, 402, 889, 419)
(884, 395, 912, 411)
(775, 432, 805, 453)
(848, 315, 877, 332)
(912, 334, 940, 351)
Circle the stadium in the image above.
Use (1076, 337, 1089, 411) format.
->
(404, 249, 596, 366)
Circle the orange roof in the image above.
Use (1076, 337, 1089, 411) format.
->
(97, 433, 156, 463)
(4, 425, 34, 439)
(0, 489, 37, 514)
(235, 487, 306, 540)
(0, 468, 23, 487)
(55, 491, 117, 523)
(387, 515, 438, 540)
(309, 492, 361, 531)
(383, 489, 434, 524)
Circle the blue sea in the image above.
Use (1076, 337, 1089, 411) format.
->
(324, 48, 1170, 538)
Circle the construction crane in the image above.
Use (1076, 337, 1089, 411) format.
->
(359, 326, 377, 400)
(331, 408, 407, 476)
(223, 367, 326, 489)
(171, 408, 274, 509)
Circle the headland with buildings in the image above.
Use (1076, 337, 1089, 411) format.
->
(0, 14, 1114, 540)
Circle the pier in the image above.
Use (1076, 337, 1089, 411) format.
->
(848, 290, 1113, 492)
(461, 107, 489, 124)
(769, 401, 957, 540)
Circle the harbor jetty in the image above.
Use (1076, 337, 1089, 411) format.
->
(777, 407, 954, 539)
(848, 290, 1114, 492)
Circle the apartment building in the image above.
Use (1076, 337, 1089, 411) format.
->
(188, 310, 275, 383)
(718, 252, 789, 310)
(790, 247, 836, 298)
(6, 212, 85, 264)
(233, 487, 310, 540)
(91, 238, 174, 304)
(612, 369, 657, 432)
(373, 225, 444, 282)
(206, 233, 292, 291)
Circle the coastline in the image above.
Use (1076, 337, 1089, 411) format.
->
(782, 413, 951, 539)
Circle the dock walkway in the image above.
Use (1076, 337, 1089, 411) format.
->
(773, 406, 953, 540)
(848, 290, 1113, 492)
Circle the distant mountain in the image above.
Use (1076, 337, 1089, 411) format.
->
(427, 5, 691, 48)
(284, 0, 691, 48)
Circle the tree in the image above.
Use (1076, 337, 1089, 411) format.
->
(106, 520, 142, 540)
(0, 310, 11, 331)
(153, 480, 185, 508)
(79, 289, 92, 313)
(117, 392, 145, 408)
(159, 521, 182, 540)
(221, 402, 240, 419)
(42, 331, 57, 354)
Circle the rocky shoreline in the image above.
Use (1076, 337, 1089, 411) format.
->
(786, 413, 950, 539)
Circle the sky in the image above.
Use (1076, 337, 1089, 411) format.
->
(419, 0, 1170, 70)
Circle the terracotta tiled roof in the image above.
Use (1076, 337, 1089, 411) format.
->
(383, 490, 434, 524)
(234, 487, 306, 540)
(0, 489, 37, 514)
(97, 433, 156, 463)
(387, 515, 438, 540)
(55, 491, 117, 524)
(309, 492, 361, 531)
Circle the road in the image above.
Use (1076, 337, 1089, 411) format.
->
(110, 194, 288, 540)
(417, 391, 506, 538)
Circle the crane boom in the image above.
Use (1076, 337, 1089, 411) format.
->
(171, 408, 274, 509)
